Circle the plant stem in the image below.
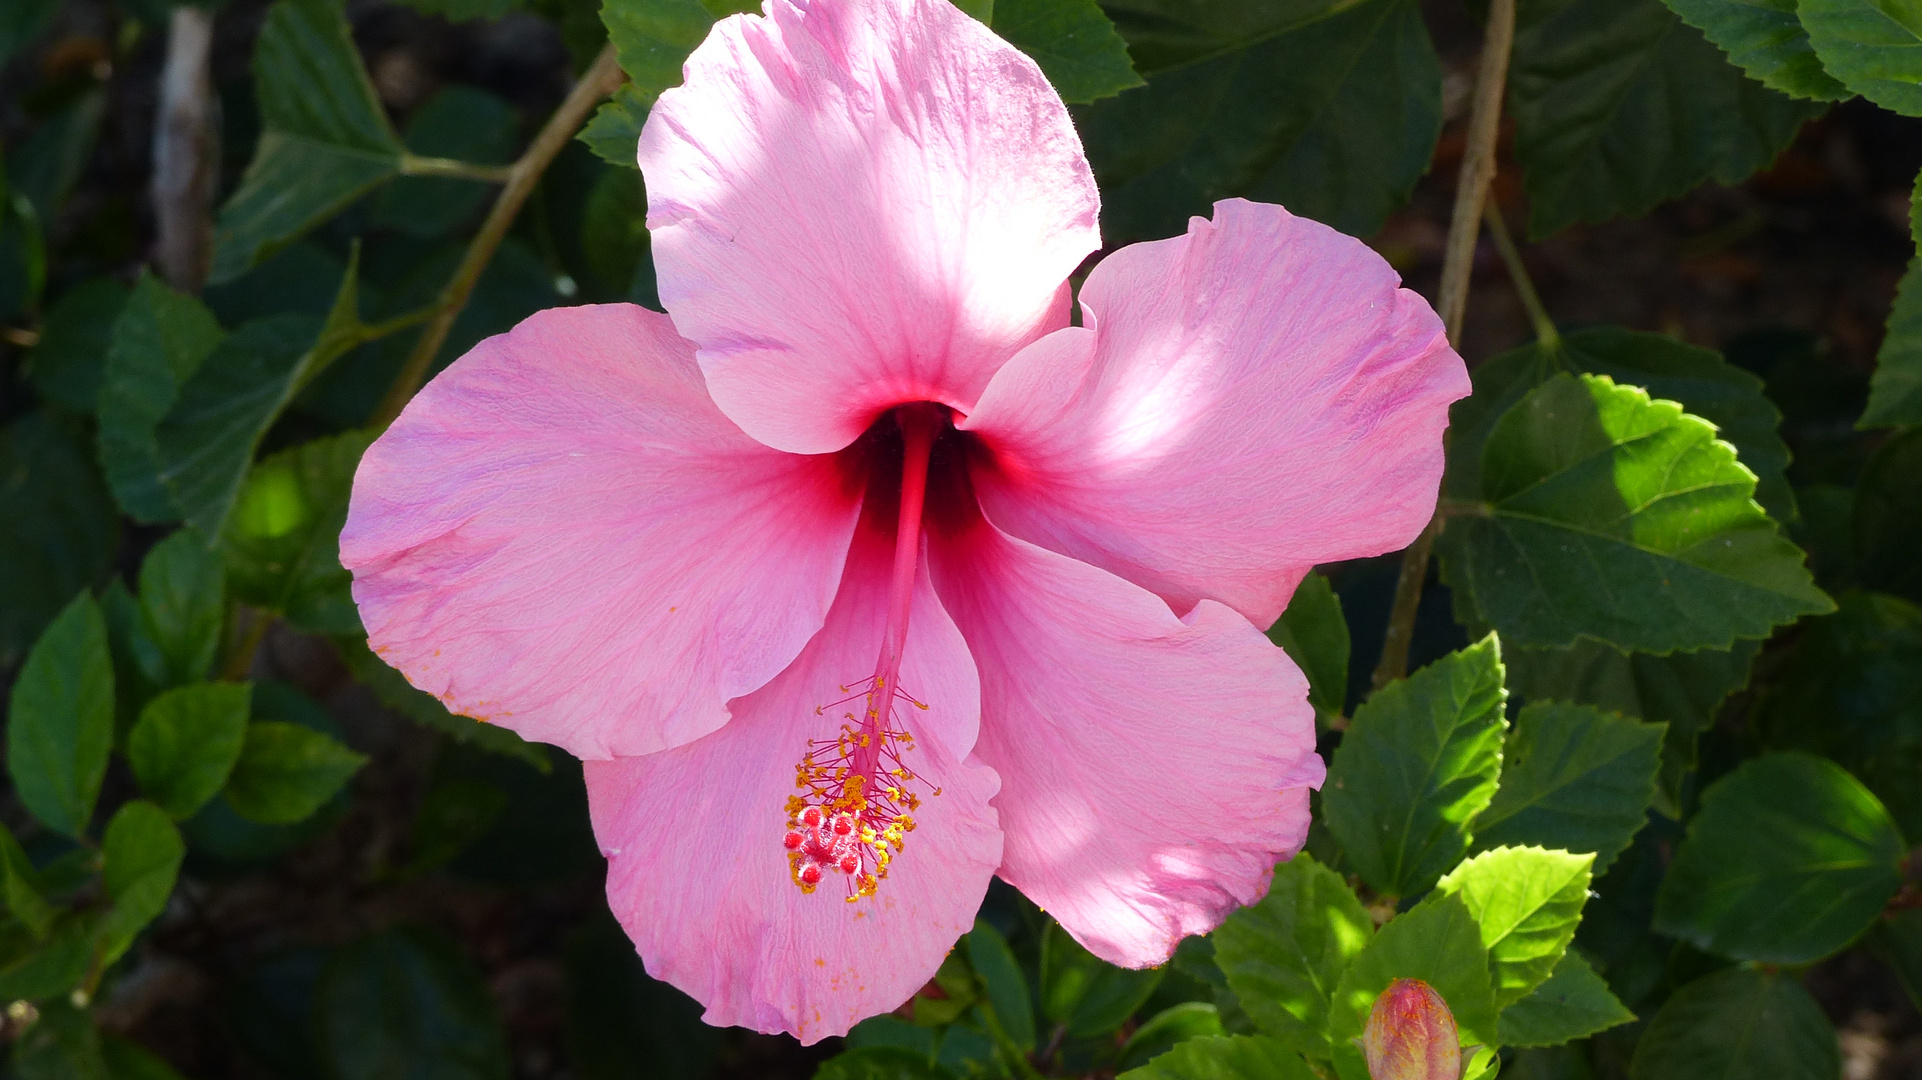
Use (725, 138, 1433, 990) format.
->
(1484, 202, 1557, 348)
(152, 4, 219, 293)
(399, 154, 517, 183)
(1370, 0, 1516, 692)
(371, 44, 626, 429)
(221, 604, 273, 681)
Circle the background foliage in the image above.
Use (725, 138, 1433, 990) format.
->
(0, 0, 1919, 1076)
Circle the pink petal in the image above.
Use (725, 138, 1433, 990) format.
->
(927, 510, 1323, 968)
(586, 519, 1001, 1042)
(963, 198, 1470, 628)
(641, 0, 1100, 455)
(341, 304, 861, 760)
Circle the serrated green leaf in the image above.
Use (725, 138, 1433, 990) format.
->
(1855, 429, 1922, 603)
(1100, 0, 1366, 74)
(578, 83, 651, 167)
(1118, 1003, 1226, 1073)
(97, 272, 224, 523)
(1628, 966, 1839, 1080)
(601, 0, 722, 98)
(24, 277, 127, 412)
(1870, 909, 1922, 1013)
(1042, 919, 1164, 1038)
(1661, 0, 1851, 98)
(967, 920, 1035, 1051)
(991, 0, 1142, 102)
(224, 430, 373, 635)
(1510, 0, 1825, 237)
(1327, 893, 1498, 1080)
(333, 635, 550, 770)
(224, 721, 368, 825)
(1077, 0, 1440, 244)
(1496, 949, 1634, 1047)
(1266, 572, 1349, 726)
(1471, 702, 1663, 873)
(375, 87, 518, 238)
(1655, 752, 1904, 963)
(1323, 635, 1507, 897)
(7, 593, 114, 838)
(1863, 256, 1922, 426)
(1213, 854, 1372, 1058)
(314, 928, 510, 1080)
(211, 0, 405, 282)
(100, 800, 185, 966)
(1436, 845, 1594, 1006)
(1444, 373, 1830, 653)
(1799, 0, 1922, 113)
(1116, 1034, 1321, 1080)
(127, 682, 253, 820)
(136, 530, 225, 687)
(0, 411, 118, 671)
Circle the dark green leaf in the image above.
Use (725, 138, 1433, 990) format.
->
(334, 635, 549, 769)
(0, 912, 104, 1003)
(1326, 893, 1498, 1079)
(562, 913, 720, 1080)
(1660, 0, 1851, 98)
(127, 682, 253, 820)
(100, 1037, 194, 1080)
(1077, 0, 1440, 244)
(0, 412, 118, 671)
(1869, 909, 1922, 1013)
(1266, 572, 1348, 726)
(224, 430, 373, 635)
(1322, 634, 1507, 896)
(1510, 0, 1824, 236)
(1115, 1034, 1320, 1080)
(388, 0, 521, 21)
(991, 0, 1142, 102)
(100, 800, 185, 965)
(0, 825, 55, 938)
(375, 87, 519, 238)
(178, 682, 354, 868)
(580, 166, 650, 295)
(967, 920, 1035, 1051)
(97, 272, 224, 523)
(1100, 0, 1365, 74)
(1118, 1003, 1226, 1072)
(8, 89, 106, 218)
(1471, 702, 1663, 873)
(136, 530, 225, 687)
(223, 721, 368, 825)
(1628, 966, 1838, 1080)
(1497, 949, 1635, 1047)
(314, 929, 510, 1080)
(24, 278, 127, 413)
(1213, 854, 1372, 1057)
(815, 1047, 957, 1080)
(11, 1001, 108, 1080)
(1655, 752, 1905, 963)
(211, 0, 406, 282)
(578, 84, 651, 167)
(1442, 373, 1830, 653)
(406, 779, 508, 874)
(1042, 919, 1165, 1038)
(1855, 428, 1922, 603)
(1435, 845, 1594, 1006)
(7, 593, 114, 838)
(1863, 254, 1922, 427)
(0, 0, 61, 65)
(1799, 0, 1922, 113)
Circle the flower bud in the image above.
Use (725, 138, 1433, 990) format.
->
(1361, 978, 1461, 1080)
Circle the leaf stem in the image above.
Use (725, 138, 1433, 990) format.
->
(221, 603, 273, 681)
(1372, 0, 1516, 692)
(371, 44, 626, 429)
(398, 154, 517, 183)
(1483, 202, 1557, 348)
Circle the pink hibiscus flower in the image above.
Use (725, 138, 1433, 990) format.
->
(340, 0, 1468, 1042)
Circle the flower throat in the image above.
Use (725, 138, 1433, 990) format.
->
(784, 404, 947, 901)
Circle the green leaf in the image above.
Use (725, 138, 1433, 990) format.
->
(1496, 949, 1635, 1047)
(1266, 572, 1349, 725)
(1100, 0, 1366, 74)
(1326, 894, 1498, 1080)
(135, 530, 225, 687)
(100, 800, 185, 966)
(1213, 854, 1373, 1058)
(314, 929, 510, 1080)
(601, 0, 724, 99)
(1042, 919, 1165, 1038)
(24, 277, 127, 413)
(1869, 909, 1922, 1013)
(1799, 0, 1922, 113)
(1655, 752, 1905, 963)
(1077, 0, 1440, 244)
(127, 682, 253, 820)
(580, 167, 650, 295)
(1471, 702, 1663, 873)
(334, 635, 550, 770)
(101, 1037, 195, 1080)
(990, 0, 1142, 102)
(967, 920, 1035, 1051)
(223, 721, 368, 825)
(0, 912, 103, 1003)
(7, 593, 114, 838)
(1855, 429, 1922, 603)
(0, 825, 55, 938)
(210, 0, 406, 282)
(1509, 0, 1825, 237)
(1322, 634, 1508, 896)
(0, 411, 118, 671)
(97, 272, 224, 523)
(0, 0, 61, 66)
(1115, 1034, 1321, 1080)
(1442, 373, 1830, 653)
(224, 430, 373, 635)
(11, 1001, 108, 1080)
(1863, 257, 1922, 426)
(1118, 1003, 1227, 1072)
(814, 1048, 957, 1080)
(578, 83, 651, 167)
(1628, 966, 1839, 1080)
(375, 86, 519, 238)
(1660, 0, 1851, 98)
(1435, 845, 1594, 1006)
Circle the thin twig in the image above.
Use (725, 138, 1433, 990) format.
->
(399, 155, 517, 183)
(1370, 0, 1517, 692)
(152, 5, 219, 292)
(1484, 202, 1557, 347)
(371, 44, 626, 429)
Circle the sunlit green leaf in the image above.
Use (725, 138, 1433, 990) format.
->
(128, 682, 253, 820)
(1326, 894, 1498, 1080)
(223, 721, 368, 825)
(1116, 1034, 1320, 1080)
(1213, 854, 1372, 1058)
(1118, 1003, 1226, 1073)
(1660, 0, 1850, 98)
(1043, 919, 1165, 1038)
(1267, 572, 1349, 726)
(579, 84, 651, 167)
(7, 593, 114, 838)
(1496, 949, 1635, 1047)
(1435, 845, 1594, 1006)
(1798, 0, 1922, 113)
(1471, 702, 1663, 873)
(991, 0, 1142, 102)
(1628, 966, 1839, 1080)
(225, 430, 373, 635)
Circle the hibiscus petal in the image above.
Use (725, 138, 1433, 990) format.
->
(342, 304, 861, 760)
(928, 511, 1323, 968)
(586, 520, 1001, 1042)
(641, 0, 1100, 455)
(963, 198, 1470, 627)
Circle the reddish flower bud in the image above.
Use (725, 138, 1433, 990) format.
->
(1361, 978, 1461, 1080)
